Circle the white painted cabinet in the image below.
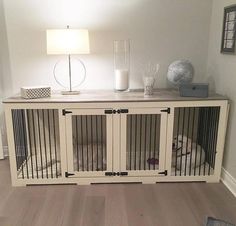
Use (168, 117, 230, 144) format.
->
(3, 90, 229, 186)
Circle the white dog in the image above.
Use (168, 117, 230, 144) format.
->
(172, 135, 205, 170)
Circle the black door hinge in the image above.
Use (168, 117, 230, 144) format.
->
(120, 109, 129, 114)
(104, 109, 129, 114)
(117, 172, 128, 176)
(62, 109, 72, 116)
(161, 108, 170, 114)
(65, 172, 75, 177)
(104, 109, 116, 114)
(105, 172, 116, 176)
(105, 172, 128, 176)
(158, 170, 168, 176)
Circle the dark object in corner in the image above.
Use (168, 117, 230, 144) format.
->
(221, 4, 236, 54)
(205, 216, 235, 226)
(179, 83, 209, 98)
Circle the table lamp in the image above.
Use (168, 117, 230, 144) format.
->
(47, 26, 90, 94)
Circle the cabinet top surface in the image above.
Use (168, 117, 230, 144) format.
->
(3, 89, 228, 104)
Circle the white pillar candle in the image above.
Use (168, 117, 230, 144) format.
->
(115, 69, 129, 91)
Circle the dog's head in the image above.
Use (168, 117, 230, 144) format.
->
(172, 135, 190, 150)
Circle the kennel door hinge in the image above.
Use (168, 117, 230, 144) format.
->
(65, 172, 75, 177)
(104, 109, 116, 114)
(62, 109, 73, 116)
(105, 172, 128, 176)
(161, 108, 170, 114)
(105, 172, 116, 176)
(119, 109, 129, 114)
(158, 170, 168, 176)
(104, 109, 129, 114)
(117, 172, 128, 176)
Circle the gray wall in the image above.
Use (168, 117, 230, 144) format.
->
(207, 0, 236, 178)
(3, 0, 212, 92)
(0, 0, 12, 149)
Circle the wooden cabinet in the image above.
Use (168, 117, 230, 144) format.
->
(3, 90, 229, 186)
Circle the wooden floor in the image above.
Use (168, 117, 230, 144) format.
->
(0, 159, 235, 226)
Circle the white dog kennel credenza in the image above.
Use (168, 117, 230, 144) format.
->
(3, 90, 229, 186)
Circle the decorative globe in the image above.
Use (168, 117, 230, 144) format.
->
(167, 60, 194, 86)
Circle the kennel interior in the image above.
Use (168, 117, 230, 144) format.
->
(12, 109, 61, 179)
(71, 115, 107, 172)
(126, 114, 162, 171)
(172, 107, 220, 176)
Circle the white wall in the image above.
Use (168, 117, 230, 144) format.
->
(207, 0, 236, 178)
(3, 0, 213, 93)
(0, 0, 12, 153)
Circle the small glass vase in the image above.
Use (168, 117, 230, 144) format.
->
(143, 63, 160, 97)
(143, 77, 155, 96)
(114, 40, 130, 92)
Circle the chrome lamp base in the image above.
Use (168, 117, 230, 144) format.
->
(61, 90, 80, 95)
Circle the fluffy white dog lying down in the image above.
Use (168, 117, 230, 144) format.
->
(172, 135, 205, 170)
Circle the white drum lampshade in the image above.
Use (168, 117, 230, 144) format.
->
(46, 28, 90, 95)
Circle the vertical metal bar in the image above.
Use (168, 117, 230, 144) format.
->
(153, 114, 157, 170)
(15, 111, 20, 170)
(148, 115, 152, 170)
(17, 110, 25, 178)
(90, 116, 93, 171)
(13, 111, 23, 177)
(199, 108, 206, 176)
(31, 110, 39, 178)
(129, 115, 132, 170)
(210, 108, 215, 170)
(144, 114, 147, 170)
(208, 108, 214, 175)
(211, 108, 217, 168)
(180, 108, 186, 176)
(80, 115, 84, 171)
(203, 108, 210, 176)
(21, 110, 29, 179)
(194, 107, 203, 176)
(47, 110, 53, 178)
(104, 116, 107, 169)
(189, 108, 195, 176)
(175, 108, 181, 176)
(12, 111, 20, 173)
(42, 109, 48, 178)
(26, 110, 34, 179)
(139, 115, 142, 170)
(37, 110, 44, 178)
(11, 109, 19, 170)
(53, 110, 58, 177)
(100, 115, 103, 171)
(184, 108, 191, 176)
(212, 107, 220, 168)
(96, 115, 99, 171)
(85, 115, 89, 171)
(211, 108, 217, 169)
(75, 116, 79, 171)
(193, 108, 200, 176)
(134, 114, 137, 170)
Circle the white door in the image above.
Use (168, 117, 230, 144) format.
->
(120, 108, 168, 177)
(65, 108, 113, 178)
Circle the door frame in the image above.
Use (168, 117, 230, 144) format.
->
(65, 108, 113, 177)
(120, 107, 168, 177)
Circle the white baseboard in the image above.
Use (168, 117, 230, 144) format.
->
(3, 146, 8, 157)
(221, 167, 236, 197)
